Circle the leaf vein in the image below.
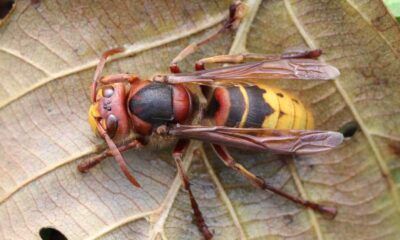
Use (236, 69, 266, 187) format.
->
(346, 0, 400, 58)
(228, 0, 263, 54)
(0, 147, 95, 205)
(284, 0, 400, 214)
(0, 47, 51, 76)
(148, 142, 199, 240)
(0, 12, 227, 109)
(82, 210, 156, 240)
(287, 158, 324, 240)
(200, 147, 248, 240)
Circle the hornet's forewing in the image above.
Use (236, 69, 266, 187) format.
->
(169, 125, 343, 154)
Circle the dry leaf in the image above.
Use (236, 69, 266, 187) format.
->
(1, 0, 400, 239)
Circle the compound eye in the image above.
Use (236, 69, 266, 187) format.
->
(102, 86, 114, 98)
(106, 114, 118, 138)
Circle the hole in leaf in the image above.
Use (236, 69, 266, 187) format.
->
(39, 227, 68, 240)
(338, 121, 359, 138)
(0, 0, 14, 20)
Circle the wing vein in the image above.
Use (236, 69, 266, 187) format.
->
(287, 158, 324, 240)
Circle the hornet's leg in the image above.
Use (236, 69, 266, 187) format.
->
(211, 144, 337, 218)
(173, 140, 213, 240)
(78, 139, 144, 173)
(195, 49, 322, 71)
(170, 1, 246, 74)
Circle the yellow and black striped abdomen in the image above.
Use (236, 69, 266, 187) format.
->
(209, 84, 313, 130)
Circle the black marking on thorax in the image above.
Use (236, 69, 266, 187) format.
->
(129, 83, 174, 124)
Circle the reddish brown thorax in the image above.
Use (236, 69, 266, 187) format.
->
(126, 81, 193, 136)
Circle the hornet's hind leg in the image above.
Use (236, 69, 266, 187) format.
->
(211, 144, 337, 218)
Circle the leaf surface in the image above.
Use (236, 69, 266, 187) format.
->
(1, 0, 400, 239)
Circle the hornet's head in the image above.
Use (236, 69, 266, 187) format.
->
(84, 47, 141, 188)
(88, 83, 131, 140)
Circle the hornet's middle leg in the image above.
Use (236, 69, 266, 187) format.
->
(194, 49, 322, 70)
(173, 139, 213, 240)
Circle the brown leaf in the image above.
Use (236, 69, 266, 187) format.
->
(1, 0, 400, 239)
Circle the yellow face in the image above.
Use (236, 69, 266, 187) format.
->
(88, 101, 101, 136)
(88, 88, 105, 136)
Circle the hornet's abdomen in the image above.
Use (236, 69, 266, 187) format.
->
(207, 84, 313, 130)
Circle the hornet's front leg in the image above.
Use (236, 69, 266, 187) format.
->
(78, 139, 144, 173)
